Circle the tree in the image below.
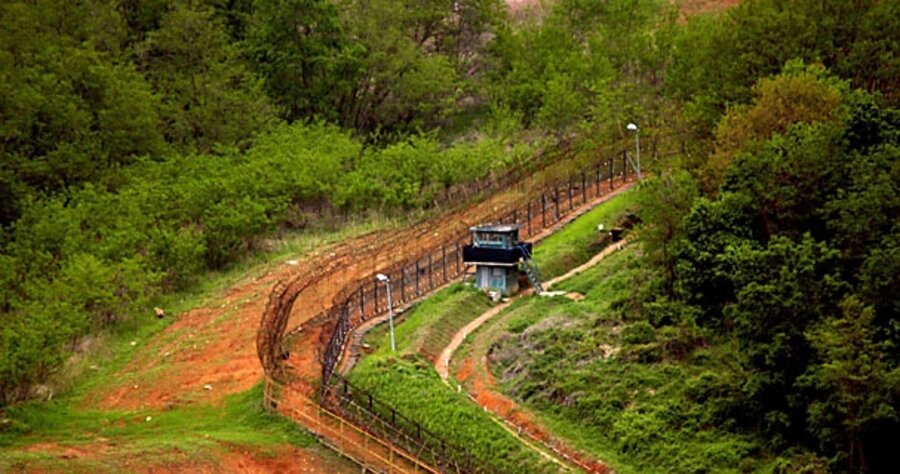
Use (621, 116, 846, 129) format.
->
(138, 2, 274, 152)
(636, 169, 698, 297)
(703, 63, 845, 192)
(803, 296, 898, 473)
(245, 0, 362, 122)
(0, 0, 163, 214)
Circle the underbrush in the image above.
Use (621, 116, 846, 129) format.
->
(490, 246, 775, 473)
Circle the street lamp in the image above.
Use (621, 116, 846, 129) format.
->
(627, 122, 642, 180)
(376, 273, 396, 352)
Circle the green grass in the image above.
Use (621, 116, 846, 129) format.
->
(47, 217, 394, 402)
(487, 246, 775, 473)
(0, 384, 337, 471)
(533, 187, 638, 279)
(364, 284, 493, 361)
(0, 221, 386, 471)
(350, 284, 559, 473)
(345, 189, 644, 473)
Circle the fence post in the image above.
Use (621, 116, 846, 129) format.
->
(623, 149, 628, 182)
(428, 254, 433, 289)
(596, 167, 601, 196)
(541, 194, 547, 228)
(455, 242, 461, 275)
(527, 200, 532, 236)
(415, 259, 420, 295)
(581, 171, 587, 203)
(554, 187, 560, 221)
(567, 177, 573, 210)
(374, 281, 379, 314)
(359, 286, 365, 319)
(608, 159, 613, 189)
(401, 267, 406, 302)
(442, 246, 447, 282)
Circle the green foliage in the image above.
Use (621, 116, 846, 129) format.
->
(365, 284, 492, 361)
(702, 63, 847, 191)
(246, 0, 361, 122)
(801, 296, 899, 472)
(350, 285, 554, 473)
(489, 0, 672, 138)
(491, 247, 767, 473)
(668, 0, 900, 132)
(659, 84, 900, 470)
(534, 188, 639, 279)
(0, 1, 163, 206)
(138, 2, 274, 152)
(636, 171, 698, 296)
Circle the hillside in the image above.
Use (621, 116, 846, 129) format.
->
(2, 0, 898, 472)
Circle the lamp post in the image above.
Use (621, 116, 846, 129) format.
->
(376, 273, 396, 352)
(627, 122, 642, 180)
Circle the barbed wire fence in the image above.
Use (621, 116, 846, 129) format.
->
(258, 134, 687, 472)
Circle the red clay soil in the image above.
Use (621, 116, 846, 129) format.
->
(22, 441, 350, 473)
(85, 183, 524, 412)
(455, 356, 609, 474)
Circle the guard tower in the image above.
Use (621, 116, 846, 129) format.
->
(462, 224, 543, 295)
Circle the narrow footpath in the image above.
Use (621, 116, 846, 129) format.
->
(437, 239, 629, 474)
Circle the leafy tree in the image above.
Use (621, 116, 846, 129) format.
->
(138, 2, 274, 152)
(636, 170, 698, 297)
(668, 0, 894, 133)
(705, 64, 845, 191)
(245, 0, 362, 122)
(802, 296, 899, 473)
(0, 0, 163, 209)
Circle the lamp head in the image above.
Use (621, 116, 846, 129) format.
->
(376, 273, 390, 283)
(626, 123, 639, 132)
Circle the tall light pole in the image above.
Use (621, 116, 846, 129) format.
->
(376, 273, 396, 352)
(627, 122, 642, 180)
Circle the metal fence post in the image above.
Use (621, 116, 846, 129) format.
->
(428, 254, 433, 289)
(554, 187, 560, 221)
(455, 242, 461, 275)
(623, 149, 628, 182)
(608, 159, 613, 189)
(541, 194, 547, 228)
(527, 200, 532, 236)
(581, 171, 587, 203)
(415, 259, 420, 295)
(401, 267, 406, 302)
(373, 281, 379, 314)
(442, 246, 447, 282)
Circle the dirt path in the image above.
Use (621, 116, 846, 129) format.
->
(437, 238, 632, 473)
(435, 182, 635, 383)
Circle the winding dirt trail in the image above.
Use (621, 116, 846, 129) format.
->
(436, 197, 634, 474)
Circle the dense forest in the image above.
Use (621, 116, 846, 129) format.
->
(1, 0, 898, 472)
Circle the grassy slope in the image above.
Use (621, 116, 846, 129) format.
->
(0, 384, 325, 471)
(0, 222, 387, 472)
(533, 187, 638, 279)
(490, 246, 773, 473)
(349, 284, 559, 473)
(347, 191, 640, 472)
